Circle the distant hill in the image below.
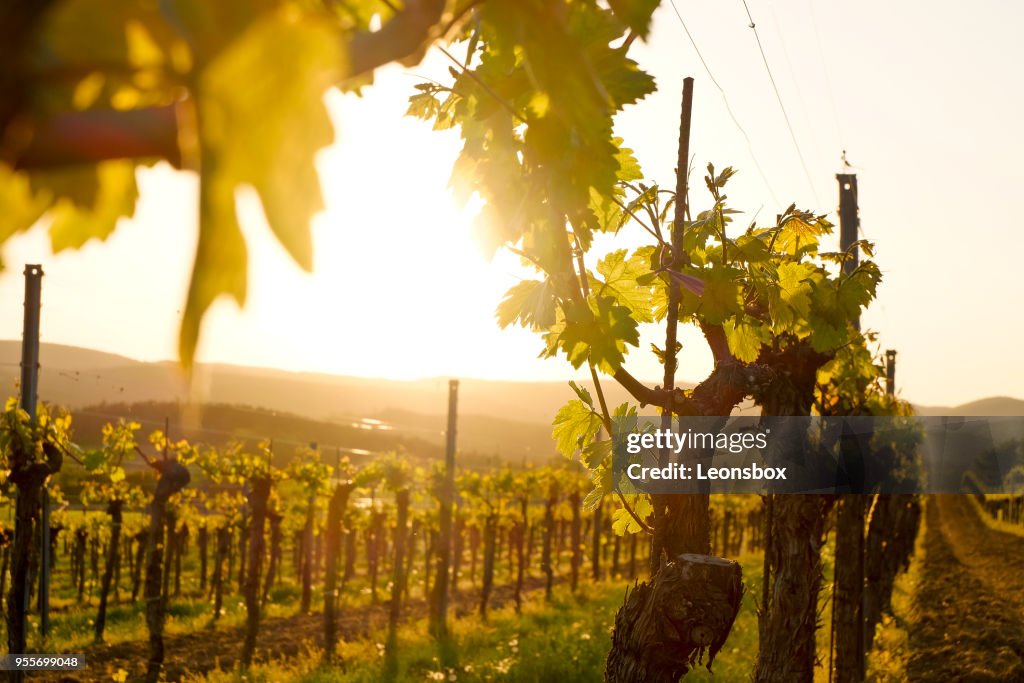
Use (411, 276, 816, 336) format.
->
(4, 341, 1019, 460)
(0, 340, 642, 424)
(0, 341, 645, 459)
(914, 396, 1024, 416)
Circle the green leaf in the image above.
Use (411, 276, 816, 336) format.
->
(46, 161, 139, 252)
(724, 317, 768, 363)
(83, 450, 105, 472)
(568, 380, 594, 408)
(496, 279, 558, 330)
(732, 232, 770, 263)
(582, 484, 605, 512)
(650, 341, 682, 365)
(696, 268, 743, 324)
(556, 296, 640, 372)
(406, 91, 441, 121)
(582, 438, 612, 469)
(774, 261, 815, 330)
(0, 167, 50, 265)
(596, 249, 655, 323)
(181, 11, 342, 365)
(552, 399, 603, 459)
(808, 284, 850, 352)
(611, 493, 652, 535)
(838, 262, 882, 315)
(774, 212, 832, 255)
(590, 45, 656, 109)
(607, 0, 660, 36)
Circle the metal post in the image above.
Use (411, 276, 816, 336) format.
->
(20, 265, 47, 639)
(19, 266, 42, 419)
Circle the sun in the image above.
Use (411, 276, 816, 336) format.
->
(200, 65, 559, 382)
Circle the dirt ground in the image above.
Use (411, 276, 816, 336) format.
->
(904, 496, 1024, 682)
(27, 577, 551, 682)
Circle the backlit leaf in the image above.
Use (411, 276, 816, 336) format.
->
(552, 399, 603, 459)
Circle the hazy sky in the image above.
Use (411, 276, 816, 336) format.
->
(0, 0, 1021, 407)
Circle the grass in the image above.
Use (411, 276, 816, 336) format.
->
(184, 553, 770, 683)
(865, 498, 926, 682)
(184, 584, 619, 683)
(968, 494, 1024, 539)
(6, 525, 901, 683)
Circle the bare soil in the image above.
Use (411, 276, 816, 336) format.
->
(904, 495, 1024, 682)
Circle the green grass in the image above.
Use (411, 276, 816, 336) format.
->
(865, 498, 926, 682)
(968, 494, 1024, 539)
(185, 584, 622, 683)
(186, 553, 772, 683)
(7, 536, 872, 683)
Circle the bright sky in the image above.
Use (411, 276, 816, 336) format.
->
(0, 0, 1021, 407)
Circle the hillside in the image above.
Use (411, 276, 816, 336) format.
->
(0, 341, 641, 459)
(4, 341, 1021, 461)
(914, 396, 1024, 416)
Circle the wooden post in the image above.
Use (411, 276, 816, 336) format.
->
(885, 350, 897, 395)
(833, 173, 866, 683)
(430, 379, 458, 641)
(837, 176, 859, 270)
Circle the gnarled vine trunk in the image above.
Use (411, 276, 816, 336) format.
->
(323, 482, 353, 660)
(242, 476, 271, 668)
(753, 494, 833, 683)
(144, 460, 190, 683)
(479, 512, 497, 620)
(384, 489, 410, 677)
(753, 344, 834, 683)
(94, 499, 123, 643)
(262, 511, 282, 607)
(863, 493, 920, 649)
(542, 483, 557, 601)
(6, 440, 61, 683)
(300, 495, 314, 614)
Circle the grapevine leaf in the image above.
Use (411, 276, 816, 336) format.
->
(552, 399, 603, 459)
(774, 261, 815, 331)
(45, 161, 139, 252)
(774, 212, 832, 255)
(838, 262, 882, 315)
(607, 0, 660, 36)
(596, 249, 654, 323)
(557, 297, 640, 372)
(724, 317, 768, 363)
(733, 232, 770, 263)
(582, 485, 604, 512)
(496, 279, 558, 330)
(582, 438, 612, 469)
(697, 267, 743, 324)
(568, 380, 594, 408)
(0, 167, 50, 266)
(181, 12, 342, 365)
(83, 450, 105, 472)
(611, 493, 652, 535)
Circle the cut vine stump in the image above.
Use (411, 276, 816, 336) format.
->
(605, 553, 742, 683)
